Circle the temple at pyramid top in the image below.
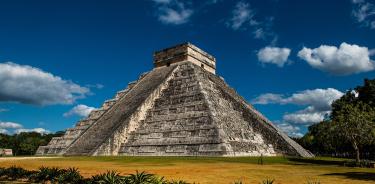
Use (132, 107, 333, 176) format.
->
(153, 42, 216, 74)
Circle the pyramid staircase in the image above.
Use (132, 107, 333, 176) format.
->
(36, 73, 146, 155)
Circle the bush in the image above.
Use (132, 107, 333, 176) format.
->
(167, 180, 189, 184)
(4, 166, 29, 181)
(127, 170, 155, 184)
(0, 167, 6, 179)
(260, 179, 274, 184)
(29, 166, 65, 183)
(0, 166, 190, 184)
(57, 167, 84, 184)
(89, 170, 127, 184)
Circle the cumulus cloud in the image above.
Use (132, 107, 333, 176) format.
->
(152, 0, 193, 25)
(253, 88, 343, 111)
(257, 47, 291, 67)
(298, 43, 375, 75)
(0, 122, 23, 129)
(351, 0, 375, 29)
(282, 106, 329, 125)
(0, 62, 90, 105)
(64, 104, 96, 118)
(0, 129, 8, 134)
(227, 1, 277, 42)
(14, 128, 49, 134)
(276, 122, 303, 138)
(253, 88, 343, 125)
(0, 120, 49, 134)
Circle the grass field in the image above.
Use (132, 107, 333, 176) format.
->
(0, 156, 374, 184)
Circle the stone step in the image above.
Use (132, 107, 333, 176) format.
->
(87, 109, 106, 120)
(102, 99, 117, 110)
(120, 137, 224, 148)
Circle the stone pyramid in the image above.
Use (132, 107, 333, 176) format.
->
(37, 43, 313, 157)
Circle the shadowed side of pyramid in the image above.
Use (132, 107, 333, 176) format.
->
(204, 68, 313, 157)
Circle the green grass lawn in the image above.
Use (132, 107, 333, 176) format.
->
(1, 156, 374, 184)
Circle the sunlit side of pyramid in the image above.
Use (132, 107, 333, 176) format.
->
(37, 43, 313, 157)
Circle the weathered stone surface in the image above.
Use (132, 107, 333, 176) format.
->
(64, 65, 177, 156)
(37, 43, 313, 157)
(36, 72, 140, 155)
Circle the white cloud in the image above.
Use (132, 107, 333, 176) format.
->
(0, 121, 23, 129)
(14, 128, 49, 134)
(0, 129, 8, 134)
(276, 122, 303, 137)
(153, 0, 193, 25)
(351, 0, 375, 29)
(253, 88, 343, 125)
(228, 1, 254, 30)
(0, 120, 50, 134)
(159, 8, 192, 25)
(227, 1, 277, 42)
(282, 106, 330, 125)
(0, 62, 90, 105)
(253, 28, 265, 39)
(298, 43, 375, 75)
(251, 93, 283, 105)
(257, 47, 291, 67)
(282, 88, 344, 111)
(253, 88, 343, 111)
(64, 104, 96, 118)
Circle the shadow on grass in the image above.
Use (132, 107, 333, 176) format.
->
(323, 172, 375, 181)
(287, 157, 345, 166)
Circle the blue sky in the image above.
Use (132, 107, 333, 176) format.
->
(0, 0, 374, 137)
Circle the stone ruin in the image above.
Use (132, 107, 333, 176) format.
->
(36, 43, 313, 157)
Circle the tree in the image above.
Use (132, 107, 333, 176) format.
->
(332, 102, 375, 163)
(356, 79, 375, 106)
(0, 131, 65, 156)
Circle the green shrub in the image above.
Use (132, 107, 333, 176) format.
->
(167, 180, 189, 184)
(29, 166, 65, 183)
(0, 166, 190, 184)
(127, 170, 155, 184)
(4, 166, 29, 181)
(57, 167, 84, 184)
(149, 176, 167, 184)
(0, 167, 6, 178)
(90, 170, 126, 184)
(260, 178, 274, 184)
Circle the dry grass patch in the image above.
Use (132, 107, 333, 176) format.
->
(0, 156, 374, 184)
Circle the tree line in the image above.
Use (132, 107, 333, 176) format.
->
(295, 79, 375, 163)
(0, 131, 64, 156)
